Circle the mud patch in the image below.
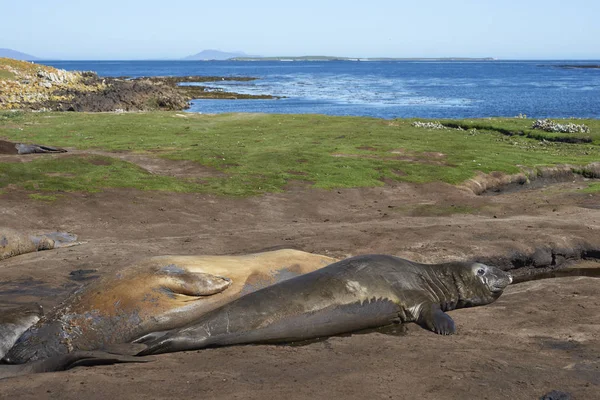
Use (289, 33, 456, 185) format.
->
(0, 140, 18, 155)
(473, 244, 600, 282)
(463, 164, 600, 195)
(74, 150, 227, 180)
(286, 170, 308, 176)
(283, 180, 315, 191)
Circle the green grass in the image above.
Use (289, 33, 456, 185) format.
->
(0, 111, 599, 196)
(0, 110, 24, 121)
(439, 118, 595, 144)
(0, 69, 17, 81)
(0, 155, 203, 193)
(581, 183, 600, 193)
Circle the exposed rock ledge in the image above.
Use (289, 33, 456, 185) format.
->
(0, 58, 271, 112)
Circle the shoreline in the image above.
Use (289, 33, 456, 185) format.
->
(0, 58, 276, 112)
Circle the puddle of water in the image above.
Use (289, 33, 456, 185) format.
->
(512, 261, 600, 284)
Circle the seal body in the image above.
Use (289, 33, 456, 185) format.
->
(136, 254, 512, 356)
(4, 249, 336, 363)
(0, 305, 43, 359)
(0, 229, 79, 261)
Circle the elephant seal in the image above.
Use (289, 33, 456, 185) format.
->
(3, 249, 336, 364)
(135, 254, 513, 356)
(0, 305, 43, 359)
(0, 229, 81, 261)
(0, 140, 66, 155)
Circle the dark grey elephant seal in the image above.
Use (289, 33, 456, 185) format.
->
(136, 254, 513, 356)
(0, 140, 66, 155)
(0, 305, 43, 359)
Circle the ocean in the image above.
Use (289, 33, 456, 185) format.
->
(40, 60, 600, 119)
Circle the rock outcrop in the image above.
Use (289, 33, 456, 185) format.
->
(0, 58, 189, 112)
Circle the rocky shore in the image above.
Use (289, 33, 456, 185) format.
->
(0, 58, 274, 112)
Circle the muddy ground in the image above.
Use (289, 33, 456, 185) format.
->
(0, 149, 599, 399)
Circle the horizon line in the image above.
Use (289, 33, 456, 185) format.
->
(16, 57, 600, 62)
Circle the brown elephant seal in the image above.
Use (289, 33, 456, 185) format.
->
(3, 249, 336, 364)
(0, 229, 81, 261)
(135, 254, 513, 356)
(0, 305, 43, 359)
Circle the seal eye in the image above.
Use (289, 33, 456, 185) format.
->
(477, 268, 485, 276)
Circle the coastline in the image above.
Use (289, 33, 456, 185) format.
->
(0, 58, 274, 112)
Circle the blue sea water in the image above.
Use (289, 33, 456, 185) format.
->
(40, 60, 600, 119)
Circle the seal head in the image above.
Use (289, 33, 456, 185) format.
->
(413, 261, 512, 335)
(451, 262, 513, 307)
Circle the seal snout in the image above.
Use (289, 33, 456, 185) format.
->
(491, 271, 512, 292)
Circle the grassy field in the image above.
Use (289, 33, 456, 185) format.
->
(0, 111, 598, 197)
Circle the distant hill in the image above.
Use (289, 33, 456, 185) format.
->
(0, 48, 39, 60)
(183, 49, 259, 61)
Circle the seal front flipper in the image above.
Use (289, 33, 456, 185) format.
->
(157, 265, 232, 296)
(416, 304, 456, 335)
(0, 304, 43, 359)
(100, 343, 149, 356)
(133, 331, 169, 344)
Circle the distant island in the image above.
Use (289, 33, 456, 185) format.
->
(231, 56, 497, 62)
(182, 51, 496, 62)
(0, 48, 39, 61)
(183, 49, 259, 61)
(554, 64, 600, 69)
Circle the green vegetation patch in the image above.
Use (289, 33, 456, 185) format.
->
(581, 183, 600, 193)
(0, 112, 599, 197)
(0, 155, 202, 194)
(0, 69, 17, 81)
(0, 110, 24, 121)
(439, 118, 597, 144)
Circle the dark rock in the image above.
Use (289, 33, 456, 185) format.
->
(539, 390, 573, 400)
(532, 247, 553, 268)
(69, 269, 100, 282)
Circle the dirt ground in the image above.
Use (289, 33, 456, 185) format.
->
(0, 150, 599, 399)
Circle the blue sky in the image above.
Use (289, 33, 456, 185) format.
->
(1, 0, 598, 59)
